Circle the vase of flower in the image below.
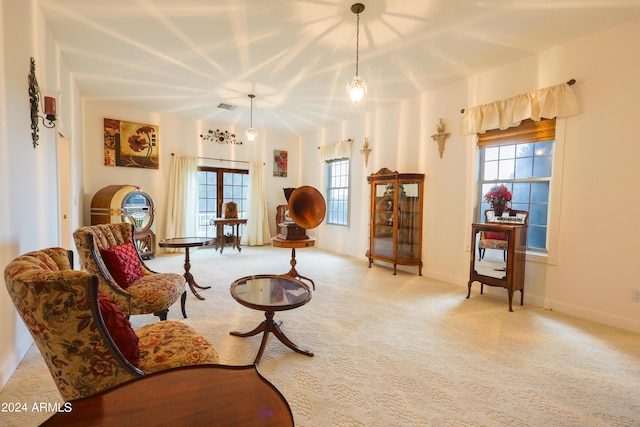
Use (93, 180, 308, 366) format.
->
(484, 185, 512, 217)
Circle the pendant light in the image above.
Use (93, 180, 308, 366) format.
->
(245, 94, 257, 142)
(346, 3, 367, 103)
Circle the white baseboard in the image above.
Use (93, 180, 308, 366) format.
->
(544, 300, 640, 334)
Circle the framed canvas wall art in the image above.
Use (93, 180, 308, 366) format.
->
(273, 150, 288, 177)
(104, 118, 159, 169)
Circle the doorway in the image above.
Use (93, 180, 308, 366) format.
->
(57, 133, 71, 249)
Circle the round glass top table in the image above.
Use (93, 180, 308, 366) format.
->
(230, 274, 313, 364)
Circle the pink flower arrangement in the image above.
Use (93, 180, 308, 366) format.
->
(484, 185, 512, 206)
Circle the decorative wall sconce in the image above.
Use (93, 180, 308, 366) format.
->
(29, 57, 57, 148)
(360, 137, 372, 167)
(431, 118, 450, 159)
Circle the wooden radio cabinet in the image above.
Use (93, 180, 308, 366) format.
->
(90, 185, 156, 259)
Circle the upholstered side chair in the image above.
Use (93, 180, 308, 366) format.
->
(73, 223, 186, 320)
(4, 247, 219, 402)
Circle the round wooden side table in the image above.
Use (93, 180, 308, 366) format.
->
(158, 237, 213, 300)
(270, 236, 316, 289)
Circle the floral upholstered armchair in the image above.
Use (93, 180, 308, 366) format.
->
(4, 247, 219, 402)
(73, 223, 186, 320)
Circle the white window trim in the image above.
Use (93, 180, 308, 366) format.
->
(469, 118, 565, 266)
(532, 117, 565, 266)
(325, 158, 351, 227)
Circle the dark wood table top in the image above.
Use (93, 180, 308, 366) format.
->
(213, 218, 248, 225)
(158, 237, 213, 248)
(41, 364, 293, 427)
(271, 236, 315, 249)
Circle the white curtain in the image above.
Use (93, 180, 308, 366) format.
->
(460, 82, 579, 135)
(319, 139, 353, 161)
(241, 162, 272, 246)
(164, 155, 198, 252)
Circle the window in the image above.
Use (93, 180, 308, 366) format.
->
(477, 119, 555, 252)
(326, 159, 350, 226)
(197, 167, 248, 237)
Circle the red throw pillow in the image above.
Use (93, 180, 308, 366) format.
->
(98, 292, 140, 367)
(486, 231, 507, 240)
(100, 242, 143, 288)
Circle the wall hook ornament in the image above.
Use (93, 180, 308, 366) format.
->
(360, 137, 372, 167)
(431, 118, 450, 159)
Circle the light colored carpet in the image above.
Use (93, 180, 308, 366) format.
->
(1, 245, 639, 426)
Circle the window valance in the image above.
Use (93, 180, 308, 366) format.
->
(460, 81, 578, 135)
(319, 139, 353, 161)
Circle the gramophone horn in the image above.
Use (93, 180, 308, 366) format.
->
(288, 186, 326, 229)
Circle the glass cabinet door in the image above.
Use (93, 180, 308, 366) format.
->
(372, 182, 395, 257)
(397, 182, 421, 259)
(473, 227, 508, 280)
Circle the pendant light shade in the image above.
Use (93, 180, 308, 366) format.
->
(245, 94, 257, 142)
(347, 76, 366, 103)
(346, 3, 367, 103)
(245, 127, 257, 142)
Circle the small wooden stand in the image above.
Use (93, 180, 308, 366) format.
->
(214, 218, 248, 253)
(271, 236, 316, 289)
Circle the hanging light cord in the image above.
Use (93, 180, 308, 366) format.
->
(354, 11, 360, 76)
(250, 97, 253, 127)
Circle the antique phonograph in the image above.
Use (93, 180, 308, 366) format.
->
(272, 186, 326, 289)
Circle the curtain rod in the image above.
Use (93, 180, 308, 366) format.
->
(171, 153, 250, 164)
(460, 79, 576, 114)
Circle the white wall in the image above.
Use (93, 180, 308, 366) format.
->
(82, 100, 300, 240)
(0, 0, 84, 389)
(2, 1, 639, 393)
(303, 17, 640, 333)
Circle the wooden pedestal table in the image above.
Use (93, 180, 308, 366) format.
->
(158, 237, 213, 301)
(214, 218, 248, 253)
(270, 236, 316, 290)
(41, 364, 294, 427)
(230, 274, 313, 364)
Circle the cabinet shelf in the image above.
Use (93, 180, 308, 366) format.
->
(367, 168, 424, 276)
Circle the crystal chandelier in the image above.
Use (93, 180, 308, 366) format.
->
(346, 3, 367, 103)
(245, 94, 257, 142)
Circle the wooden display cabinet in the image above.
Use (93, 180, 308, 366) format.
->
(467, 212, 528, 311)
(366, 168, 424, 275)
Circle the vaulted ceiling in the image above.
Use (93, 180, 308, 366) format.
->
(38, 0, 640, 137)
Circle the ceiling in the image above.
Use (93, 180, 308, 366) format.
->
(38, 0, 640, 138)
